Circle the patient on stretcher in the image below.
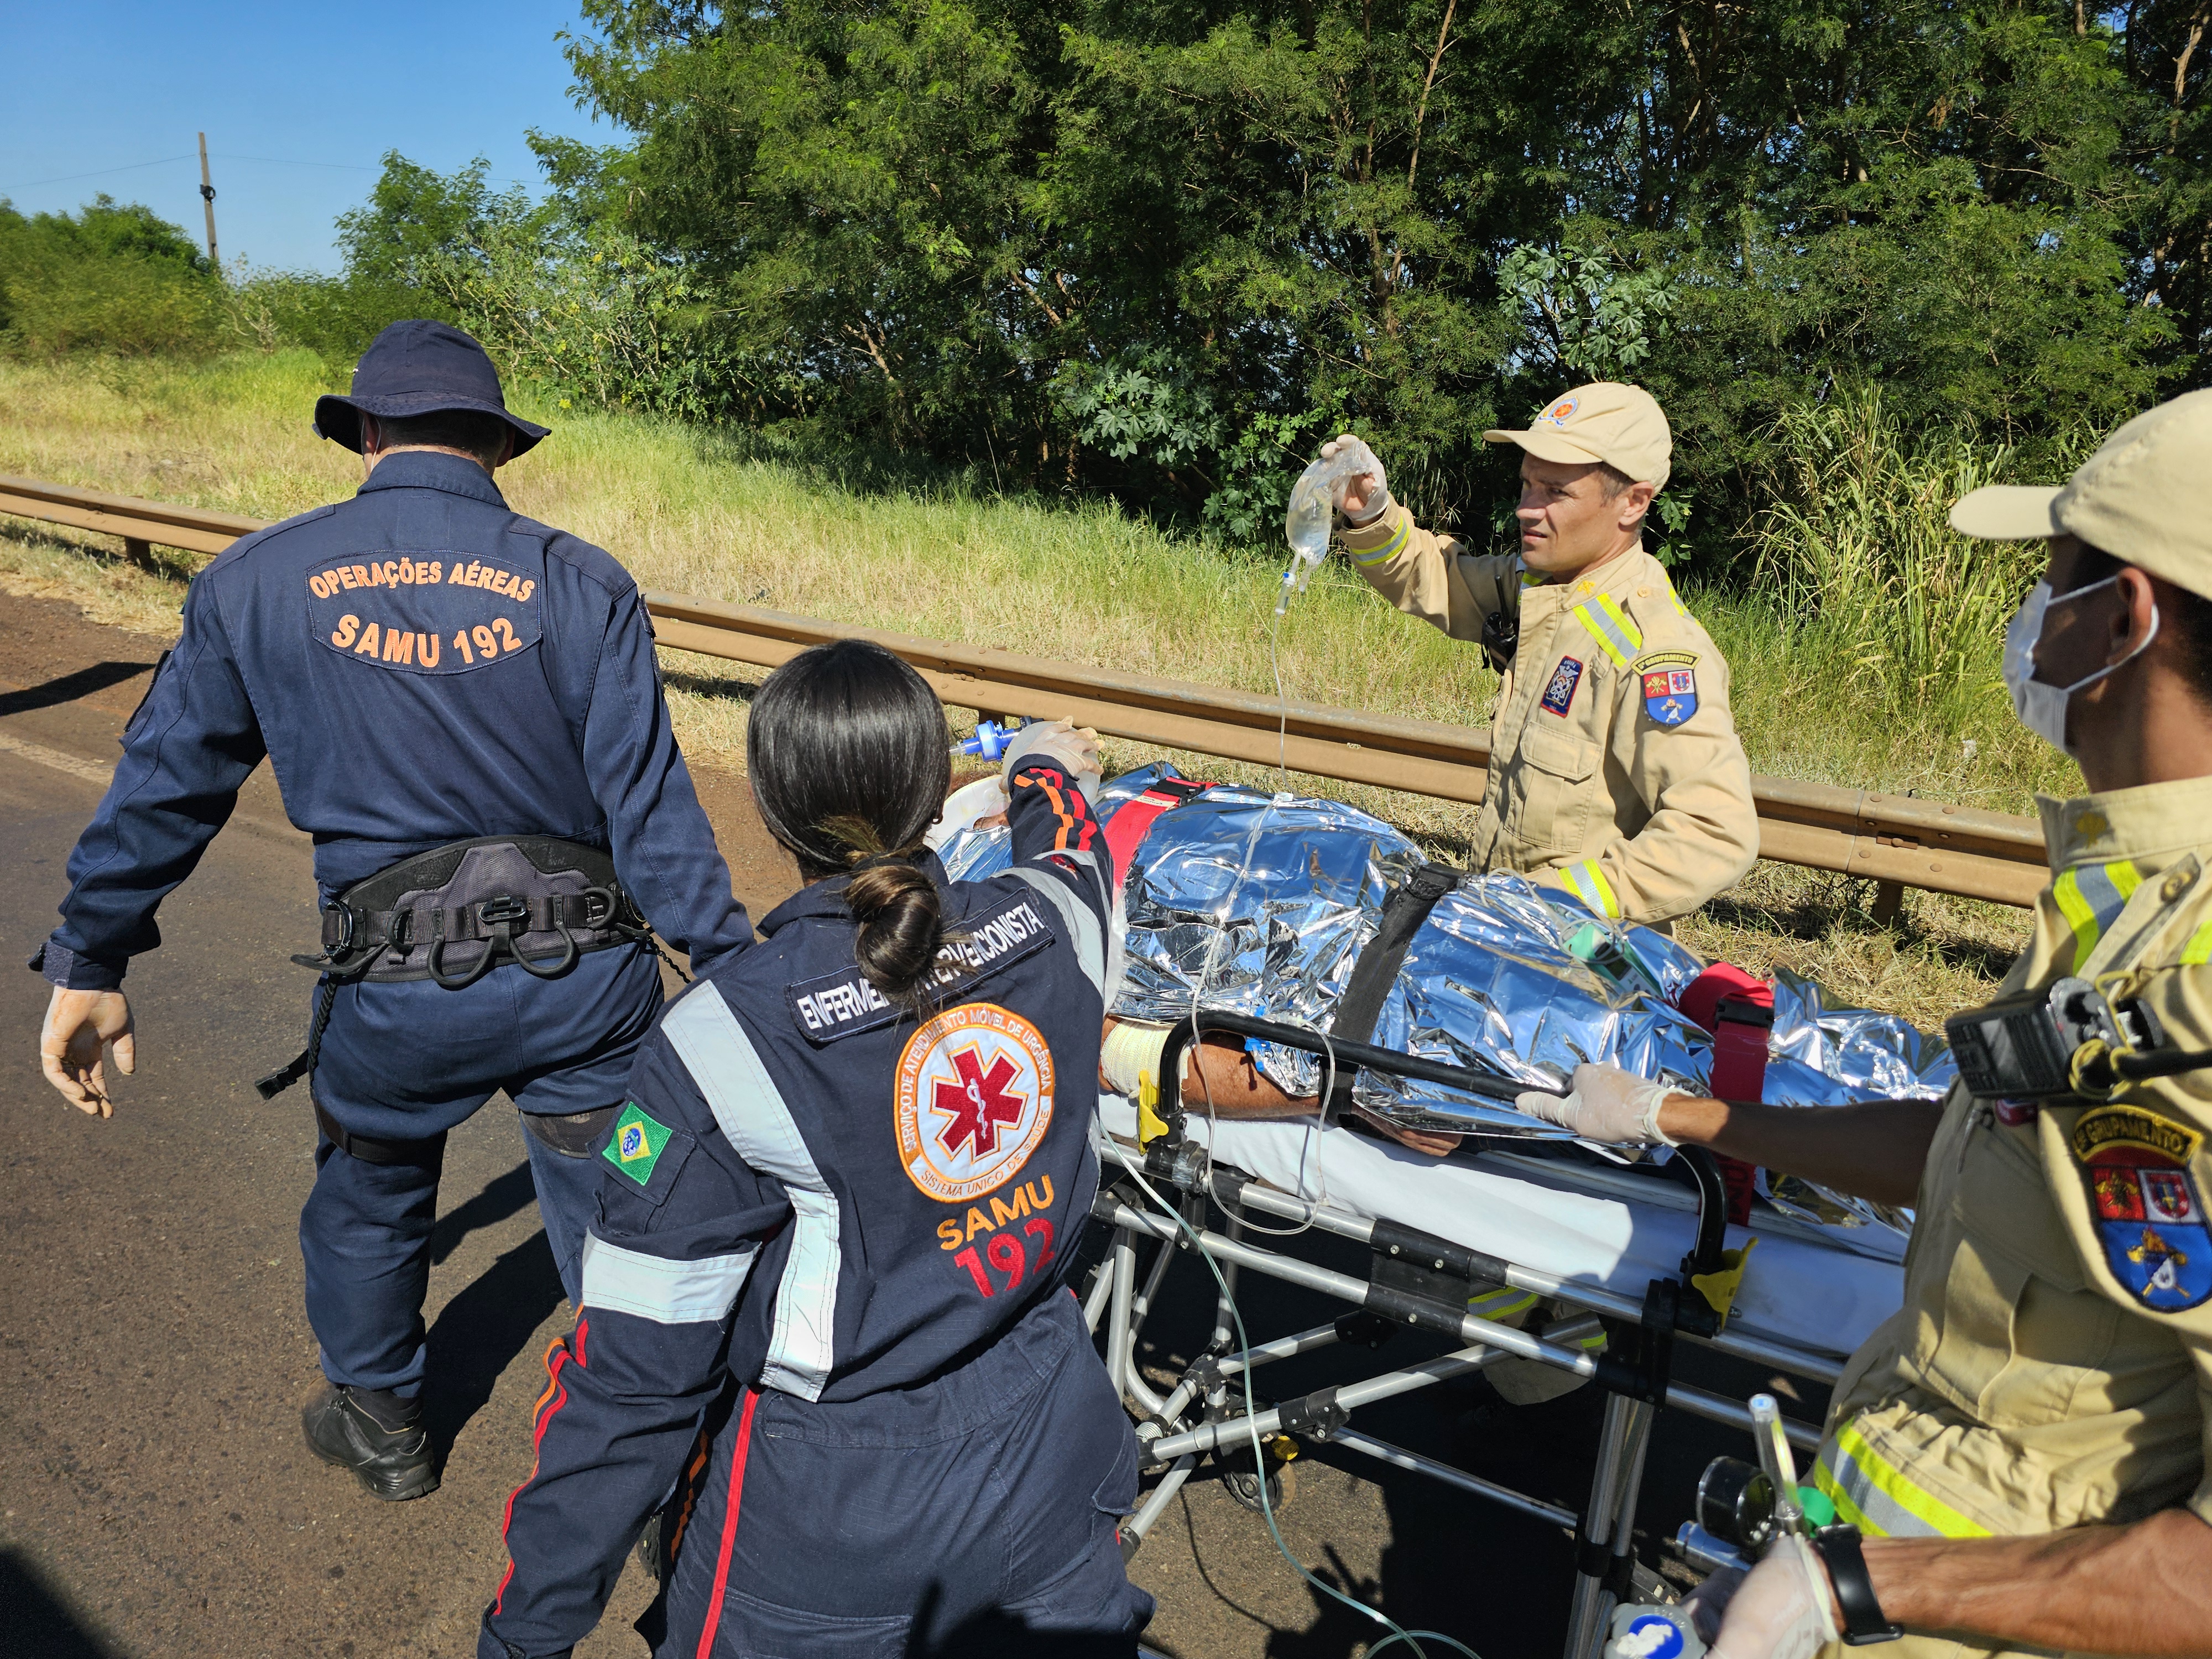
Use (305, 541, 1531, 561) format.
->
(935, 761, 1949, 1242)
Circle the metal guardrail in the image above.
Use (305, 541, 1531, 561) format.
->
(0, 472, 2050, 907)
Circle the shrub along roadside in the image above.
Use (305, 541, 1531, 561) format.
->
(0, 196, 226, 358)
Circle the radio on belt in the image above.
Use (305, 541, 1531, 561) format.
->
(1939, 972, 2212, 1102)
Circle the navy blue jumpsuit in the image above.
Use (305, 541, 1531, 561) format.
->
(33, 450, 750, 1398)
(479, 758, 1154, 1658)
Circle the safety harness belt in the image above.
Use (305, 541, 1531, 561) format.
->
(255, 834, 659, 1101)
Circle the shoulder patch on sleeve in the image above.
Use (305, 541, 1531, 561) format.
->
(2073, 1105, 2212, 1310)
(603, 1100, 696, 1207)
(1632, 649, 1700, 728)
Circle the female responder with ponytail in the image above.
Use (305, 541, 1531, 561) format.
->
(478, 639, 1154, 1659)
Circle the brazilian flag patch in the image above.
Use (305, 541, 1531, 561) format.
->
(603, 1101, 673, 1187)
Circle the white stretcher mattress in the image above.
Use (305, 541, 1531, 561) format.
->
(1095, 1096, 1905, 1363)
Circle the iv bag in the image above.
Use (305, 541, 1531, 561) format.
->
(1280, 438, 1382, 611)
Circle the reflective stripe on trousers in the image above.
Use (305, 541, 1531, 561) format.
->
(1811, 1419, 1994, 1540)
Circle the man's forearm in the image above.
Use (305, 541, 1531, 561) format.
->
(1864, 1507, 2212, 1658)
(1653, 1095, 1940, 1209)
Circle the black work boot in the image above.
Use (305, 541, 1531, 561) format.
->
(302, 1383, 439, 1501)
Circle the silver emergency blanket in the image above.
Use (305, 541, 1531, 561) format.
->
(940, 763, 1950, 1243)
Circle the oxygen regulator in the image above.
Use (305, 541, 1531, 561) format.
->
(1605, 1395, 1881, 1659)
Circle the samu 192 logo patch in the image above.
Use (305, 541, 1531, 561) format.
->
(1540, 656, 1584, 717)
(2072, 1104, 2212, 1311)
(602, 1100, 673, 1188)
(1635, 649, 1700, 727)
(894, 1003, 1055, 1203)
(306, 552, 542, 675)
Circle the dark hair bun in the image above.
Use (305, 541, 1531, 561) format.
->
(845, 862, 946, 1005)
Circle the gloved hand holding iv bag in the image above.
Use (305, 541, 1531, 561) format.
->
(1281, 437, 1388, 612)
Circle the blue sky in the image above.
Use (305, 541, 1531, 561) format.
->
(0, 2, 613, 273)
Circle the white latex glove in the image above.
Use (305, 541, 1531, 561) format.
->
(1001, 717, 1103, 804)
(1319, 434, 1390, 526)
(1707, 1536, 1841, 1659)
(1513, 1061, 1683, 1146)
(1680, 1563, 1749, 1646)
(40, 984, 135, 1118)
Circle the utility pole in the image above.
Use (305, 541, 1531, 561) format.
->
(197, 132, 218, 269)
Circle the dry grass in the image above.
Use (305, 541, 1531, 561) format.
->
(0, 348, 2047, 1019)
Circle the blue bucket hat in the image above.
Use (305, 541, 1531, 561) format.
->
(313, 320, 551, 457)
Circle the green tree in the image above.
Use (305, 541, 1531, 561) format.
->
(492, 2, 2192, 547)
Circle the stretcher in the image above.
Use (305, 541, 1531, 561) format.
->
(1081, 1010, 1902, 1659)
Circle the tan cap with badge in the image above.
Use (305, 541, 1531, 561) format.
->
(1951, 388, 2212, 599)
(1484, 382, 1673, 492)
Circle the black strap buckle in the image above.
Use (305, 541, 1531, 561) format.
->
(478, 894, 531, 928)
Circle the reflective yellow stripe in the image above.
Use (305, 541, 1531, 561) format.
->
(1571, 594, 1643, 667)
(2183, 916, 2212, 967)
(1812, 1421, 1993, 1541)
(2052, 858, 2142, 973)
(1562, 859, 1621, 920)
(1469, 1288, 1540, 1320)
(1348, 512, 1411, 567)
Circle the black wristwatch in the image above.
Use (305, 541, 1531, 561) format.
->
(1813, 1524, 1904, 1645)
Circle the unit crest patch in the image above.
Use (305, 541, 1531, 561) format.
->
(895, 1003, 1056, 1203)
(1541, 656, 1584, 717)
(1635, 649, 1699, 728)
(603, 1101, 673, 1187)
(2073, 1105, 2212, 1311)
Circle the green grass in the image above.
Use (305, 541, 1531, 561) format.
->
(0, 348, 2063, 1021)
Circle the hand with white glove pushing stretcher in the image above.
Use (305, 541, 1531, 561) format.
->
(1681, 1535, 1841, 1659)
(1000, 716, 1103, 804)
(1318, 434, 1390, 528)
(1514, 1061, 1689, 1146)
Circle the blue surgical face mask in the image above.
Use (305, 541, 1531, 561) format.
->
(2001, 575, 2158, 755)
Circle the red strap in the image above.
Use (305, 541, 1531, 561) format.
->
(1678, 966, 1775, 1227)
(1102, 781, 1213, 890)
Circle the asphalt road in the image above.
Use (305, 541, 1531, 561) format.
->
(0, 588, 1825, 1659)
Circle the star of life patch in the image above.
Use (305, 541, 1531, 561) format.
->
(603, 1100, 674, 1188)
(2073, 1105, 2212, 1311)
(1540, 656, 1583, 717)
(894, 1003, 1056, 1203)
(1634, 649, 1699, 728)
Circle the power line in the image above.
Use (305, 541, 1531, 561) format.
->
(4, 154, 194, 190)
(4, 150, 379, 195)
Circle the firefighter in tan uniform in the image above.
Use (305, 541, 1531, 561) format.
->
(1520, 392, 2212, 1659)
(1328, 383, 1757, 924)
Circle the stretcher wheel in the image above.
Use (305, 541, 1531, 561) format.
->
(1220, 1454, 1295, 1514)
